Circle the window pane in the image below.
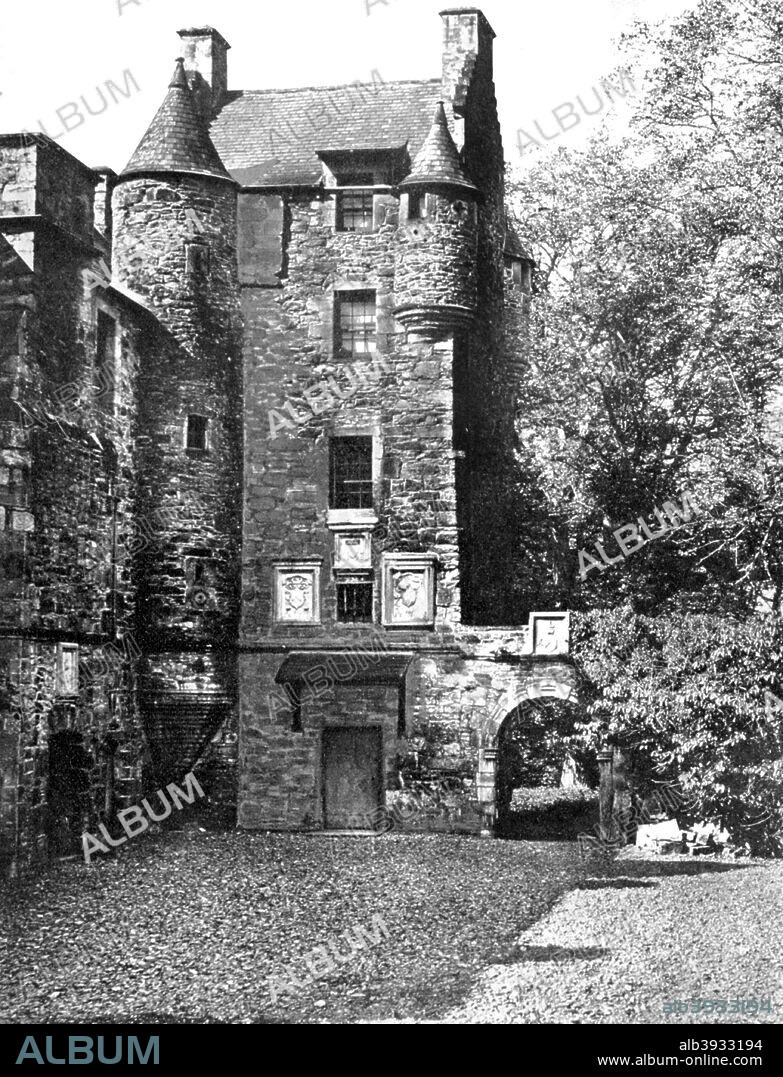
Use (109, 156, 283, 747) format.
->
(337, 292, 376, 357)
(338, 191, 375, 233)
(330, 436, 373, 509)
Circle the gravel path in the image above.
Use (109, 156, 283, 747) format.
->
(1, 832, 592, 1025)
(440, 851, 783, 1024)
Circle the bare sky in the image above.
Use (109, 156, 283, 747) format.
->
(0, 0, 696, 174)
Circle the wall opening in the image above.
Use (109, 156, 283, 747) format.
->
(494, 698, 596, 840)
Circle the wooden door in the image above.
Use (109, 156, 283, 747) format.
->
(322, 727, 383, 829)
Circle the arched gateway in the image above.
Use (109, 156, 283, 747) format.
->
(474, 673, 581, 836)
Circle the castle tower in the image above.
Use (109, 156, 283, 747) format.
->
(110, 58, 242, 817)
(394, 103, 479, 340)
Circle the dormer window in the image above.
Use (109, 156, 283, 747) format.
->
(336, 172, 375, 233)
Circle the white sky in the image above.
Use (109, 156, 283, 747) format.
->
(0, 0, 697, 174)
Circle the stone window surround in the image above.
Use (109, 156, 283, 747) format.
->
(184, 413, 210, 453)
(333, 287, 377, 359)
(273, 559, 323, 625)
(325, 423, 383, 530)
(55, 643, 80, 698)
(184, 240, 210, 278)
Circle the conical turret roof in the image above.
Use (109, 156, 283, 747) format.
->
(399, 102, 477, 194)
(121, 59, 232, 181)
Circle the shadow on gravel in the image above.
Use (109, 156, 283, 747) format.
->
(578, 878, 658, 889)
(506, 944, 610, 963)
(600, 859, 758, 879)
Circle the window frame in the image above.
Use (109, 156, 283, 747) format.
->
(333, 186, 376, 234)
(334, 290, 377, 360)
(56, 643, 80, 698)
(335, 572, 375, 625)
(329, 436, 374, 511)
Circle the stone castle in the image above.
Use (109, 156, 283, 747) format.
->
(0, 8, 578, 874)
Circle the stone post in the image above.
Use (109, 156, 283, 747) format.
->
(597, 749, 613, 834)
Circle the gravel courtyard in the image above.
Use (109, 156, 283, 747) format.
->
(442, 852, 783, 1025)
(1, 832, 591, 1025)
(1, 834, 780, 1026)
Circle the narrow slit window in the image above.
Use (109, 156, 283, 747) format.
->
(330, 436, 373, 510)
(185, 242, 210, 278)
(335, 291, 376, 358)
(95, 311, 117, 407)
(186, 414, 209, 451)
(56, 644, 80, 697)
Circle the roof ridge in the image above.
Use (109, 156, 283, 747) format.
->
(226, 78, 441, 96)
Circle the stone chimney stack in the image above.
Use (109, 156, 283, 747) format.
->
(440, 8, 496, 116)
(177, 27, 231, 119)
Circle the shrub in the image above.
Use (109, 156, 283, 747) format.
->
(571, 608, 783, 855)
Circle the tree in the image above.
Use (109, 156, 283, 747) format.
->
(571, 607, 783, 854)
(507, 0, 783, 615)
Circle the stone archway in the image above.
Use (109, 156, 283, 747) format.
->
(474, 674, 581, 836)
(494, 697, 589, 838)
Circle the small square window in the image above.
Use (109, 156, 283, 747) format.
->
(336, 575, 374, 624)
(185, 242, 210, 278)
(186, 415, 208, 451)
(330, 437, 373, 510)
(56, 644, 79, 697)
(335, 291, 376, 358)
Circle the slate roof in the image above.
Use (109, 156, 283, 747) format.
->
(122, 59, 232, 181)
(399, 102, 477, 193)
(504, 214, 534, 262)
(209, 79, 444, 187)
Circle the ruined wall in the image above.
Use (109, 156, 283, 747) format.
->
(1, 136, 145, 874)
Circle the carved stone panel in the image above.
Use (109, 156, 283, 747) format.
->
(382, 554, 436, 627)
(333, 531, 372, 570)
(273, 561, 322, 624)
(530, 612, 570, 656)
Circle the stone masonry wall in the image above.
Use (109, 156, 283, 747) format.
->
(1, 136, 145, 875)
(241, 188, 462, 642)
